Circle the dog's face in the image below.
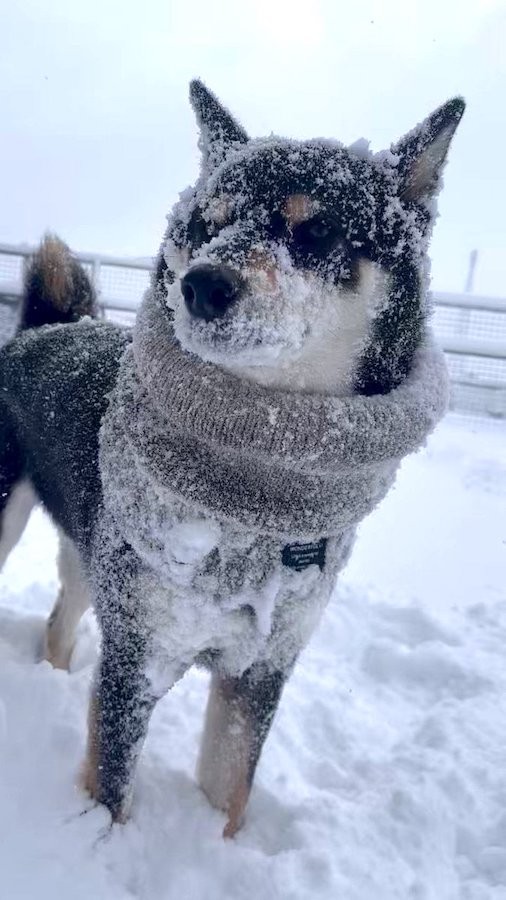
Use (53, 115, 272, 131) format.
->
(157, 82, 464, 395)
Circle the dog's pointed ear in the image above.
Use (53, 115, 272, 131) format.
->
(190, 79, 249, 171)
(392, 97, 465, 203)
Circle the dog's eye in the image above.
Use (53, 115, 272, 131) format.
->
(289, 216, 355, 280)
(291, 216, 339, 253)
(292, 217, 336, 244)
(307, 219, 332, 239)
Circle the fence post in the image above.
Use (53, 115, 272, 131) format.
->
(92, 258, 103, 317)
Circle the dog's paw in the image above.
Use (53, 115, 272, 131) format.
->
(43, 643, 73, 671)
(223, 805, 246, 840)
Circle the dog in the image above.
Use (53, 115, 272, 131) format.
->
(0, 81, 463, 837)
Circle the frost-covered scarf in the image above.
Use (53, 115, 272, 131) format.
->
(99, 289, 448, 569)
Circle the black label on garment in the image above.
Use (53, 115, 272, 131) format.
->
(281, 538, 327, 572)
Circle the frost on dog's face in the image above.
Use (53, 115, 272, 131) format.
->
(165, 143, 387, 387)
(157, 81, 464, 395)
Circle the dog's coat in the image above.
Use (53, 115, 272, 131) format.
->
(0, 81, 464, 835)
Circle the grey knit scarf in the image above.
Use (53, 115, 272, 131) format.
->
(98, 289, 448, 605)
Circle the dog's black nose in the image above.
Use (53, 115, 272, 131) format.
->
(181, 264, 241, 321)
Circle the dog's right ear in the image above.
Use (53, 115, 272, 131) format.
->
(392, 97, 465, 204)
(190, 79, 248, 172)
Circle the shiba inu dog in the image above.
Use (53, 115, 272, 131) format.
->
(0, 82, 463, 837)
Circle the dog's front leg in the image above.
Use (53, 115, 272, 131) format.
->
(197, 663, 287, 838)
(82, 627, 158, 823)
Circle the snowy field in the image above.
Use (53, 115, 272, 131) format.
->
(0, 414, 505, 900)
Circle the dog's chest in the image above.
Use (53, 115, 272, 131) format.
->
(142, 509, 332, 610)
(136, 520, 353, 684)
(98, 394, 357, 677)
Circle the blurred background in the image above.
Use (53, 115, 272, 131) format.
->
(0, 0, 505, 292)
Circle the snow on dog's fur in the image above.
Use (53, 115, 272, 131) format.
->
(0, 81, 463, 838)
(159, 82, 463, 396)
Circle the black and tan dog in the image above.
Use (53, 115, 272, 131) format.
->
(0, 82, 463, 836)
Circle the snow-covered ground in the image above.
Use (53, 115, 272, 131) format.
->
(0, 414, 505, 900)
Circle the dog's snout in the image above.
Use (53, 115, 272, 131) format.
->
(181, 264, 241, 321)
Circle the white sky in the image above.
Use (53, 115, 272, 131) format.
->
(1, 0, 505, 295)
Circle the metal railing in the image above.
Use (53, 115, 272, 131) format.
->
(0, 242, 152, 314)
(1, 242, 505, 419)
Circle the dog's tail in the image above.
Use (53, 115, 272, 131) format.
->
(19, 233, 98, 330)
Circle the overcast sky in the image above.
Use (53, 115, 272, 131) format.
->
(1, 0, 505, 295)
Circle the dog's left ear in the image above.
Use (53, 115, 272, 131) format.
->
(190, 79, 249, 172)
(392, 97, 465, 203)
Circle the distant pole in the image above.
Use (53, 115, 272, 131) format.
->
(464, 249, 478, 293)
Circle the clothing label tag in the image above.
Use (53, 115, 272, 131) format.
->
(281, 538, 327, 572)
